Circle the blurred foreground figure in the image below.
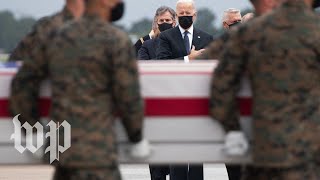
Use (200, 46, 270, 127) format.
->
(205, 0, 320, 179)
(9, 0, 85, 61)
(9, 0, 150, 179)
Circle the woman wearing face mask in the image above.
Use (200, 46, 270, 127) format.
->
(138, 6, 176, 60)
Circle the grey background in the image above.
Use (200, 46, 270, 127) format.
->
(0, 0, 253, 28)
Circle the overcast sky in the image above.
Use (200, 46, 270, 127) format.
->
(0, 0, 253, 28)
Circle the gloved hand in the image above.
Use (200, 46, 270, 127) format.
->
(223, 131, 249, 156)
(129, 139, 151, 159)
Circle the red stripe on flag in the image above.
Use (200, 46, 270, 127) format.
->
(145, 98, 209, 116)
(39, 98, 51, 116)
(145, 98, 252, 116)
(0, 98, 252, 118)
(238, 98, 252, 116)
(0, 98, 51, 118)
(0, 100, 8, 117)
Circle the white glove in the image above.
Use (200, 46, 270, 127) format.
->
(129, 139, 151, 158)
(223, 131, 249, 156)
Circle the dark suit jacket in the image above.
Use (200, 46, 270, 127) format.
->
(134, 34, 151, 56)
(156, 26, 213, 60)
(138, 38, 159, 60)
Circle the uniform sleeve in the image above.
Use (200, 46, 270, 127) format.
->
(209, 32, 247, 131)
(9, 41, 49, 125)
(112, 35, 144, 143)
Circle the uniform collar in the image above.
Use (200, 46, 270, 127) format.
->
(83, 13, 107, 24)
(60, 6, 75, 21)
(281, 0, 309, 9)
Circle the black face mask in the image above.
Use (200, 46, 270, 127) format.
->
(313, 0, 320, 8)
(111, 2, 125, 22)
(178, 16, 193, 29)
(228, 21, 241, 28)
(158, 23, 173, 32)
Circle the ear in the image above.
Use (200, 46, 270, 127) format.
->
(193, 11, 197, 21)
(173, 20, 177, 27)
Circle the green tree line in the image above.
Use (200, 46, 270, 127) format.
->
(0, 8, 252, 53)
(0, 8, 220, 53)
(0, 11, 36, 53)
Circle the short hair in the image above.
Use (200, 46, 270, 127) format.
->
(152, 6, 176, 30)
(155, 6, 176, 22)
(242, 13, 255, 22)
(222, 8, 241, 22)
(176, 0, 196, 9)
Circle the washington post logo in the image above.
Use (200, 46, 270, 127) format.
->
(10, 114, 71, 163)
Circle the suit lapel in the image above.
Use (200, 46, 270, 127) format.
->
(192, 28, 201, 49)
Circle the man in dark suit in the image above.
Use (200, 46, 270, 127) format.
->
(155, 1, 212, 180)
(138, 6, 177, 180)
(138, 6, 176, 60)
(156, 0, 213, 62)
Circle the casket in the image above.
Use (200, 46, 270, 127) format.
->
(0, 60, 252, 164)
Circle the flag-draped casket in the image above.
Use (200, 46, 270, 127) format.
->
(0, 61, 252, 164)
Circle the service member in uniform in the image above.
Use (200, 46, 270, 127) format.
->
(9, 0, 149, 179)
(9, 0, 84, 61)
(204, 0, 320, 179)
(203, 1, 285, 180)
